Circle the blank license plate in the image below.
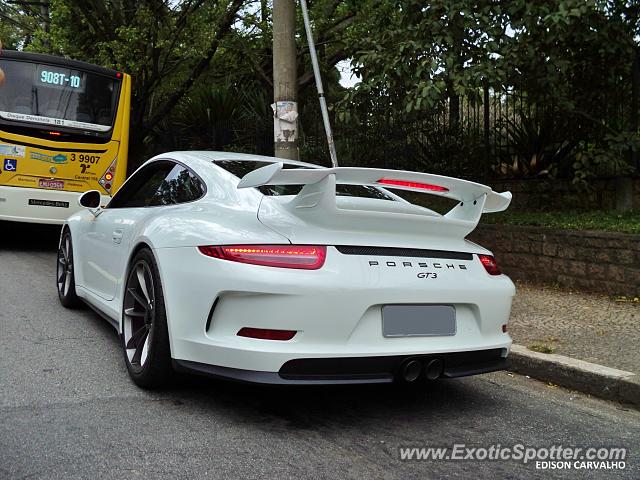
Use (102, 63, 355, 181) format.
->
(382, 305, 456, 337)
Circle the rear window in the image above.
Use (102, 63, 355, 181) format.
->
(215, 160, 394, 200)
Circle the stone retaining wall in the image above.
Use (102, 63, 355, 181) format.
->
(469, 224, 640, 296)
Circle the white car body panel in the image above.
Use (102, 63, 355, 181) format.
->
(63, 151, 515, 384)
(156, 246, 513, 373)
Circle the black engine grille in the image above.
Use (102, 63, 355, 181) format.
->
(335, 245, 473, 260)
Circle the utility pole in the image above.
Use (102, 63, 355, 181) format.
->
(272, 0, 298, 160)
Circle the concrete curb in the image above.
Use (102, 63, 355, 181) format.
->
(508, 344, 640, 409)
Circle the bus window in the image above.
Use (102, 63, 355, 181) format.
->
(0, 59, 119, 139)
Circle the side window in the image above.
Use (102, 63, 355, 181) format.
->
(107, 161, 174, 209)
(107, 160, 204, 209)
(148, 165, 205, 206)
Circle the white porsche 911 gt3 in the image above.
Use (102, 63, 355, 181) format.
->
(57, 151, 515, 388)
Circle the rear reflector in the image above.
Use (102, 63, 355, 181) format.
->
(237, 327, 297, 340)
(377, 178, 449, 192)
(198, 245, 326, 270)
(478, 254, 501, 275)
(502, 324, 508, 333)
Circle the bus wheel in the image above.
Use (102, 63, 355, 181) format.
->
(57, 230, 82, 308)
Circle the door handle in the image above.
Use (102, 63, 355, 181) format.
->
(112, 229, 124, 244)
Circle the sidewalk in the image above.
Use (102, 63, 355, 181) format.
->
(509, 281, 639, 374)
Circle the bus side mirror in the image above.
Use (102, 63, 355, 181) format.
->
(79, 190, 101, 209)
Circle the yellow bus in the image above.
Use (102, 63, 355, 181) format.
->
(0, 50, 131, 224)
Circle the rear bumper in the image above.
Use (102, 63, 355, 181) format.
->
(0, 186, 109, 224)
(155, 246, 515, 374)
(173, 348, 509, 385)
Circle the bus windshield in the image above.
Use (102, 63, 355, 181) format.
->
(0, 58, 120, 134)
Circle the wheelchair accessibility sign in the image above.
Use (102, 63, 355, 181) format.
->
(3, 158, 17, 171)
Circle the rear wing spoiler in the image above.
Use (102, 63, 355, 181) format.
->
(237, 162, 511, 224)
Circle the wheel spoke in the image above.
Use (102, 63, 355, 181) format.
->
(140, 332, 151, 365)
(124, 260, 158, 368)
(64, 236, 70, 262)
(136, 265, 151, 303)
(57, 268, 66, 285)
(64, 271, 71, 295)
(131, 327, 150, 365)
(126, 324, 149, 350)
(128, 287, 148, 309)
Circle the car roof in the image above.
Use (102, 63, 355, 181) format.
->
(140, 150, 403, 204)
(157, 151, 322, 172)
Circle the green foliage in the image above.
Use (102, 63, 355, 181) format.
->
(494, 113, 578, 178)
(338, 0, 639, 179)
(1, 0, 638, 181)
(2, 0, 360, 159)
(482, 209, 640, 234)
(503, 0, 637, 113)
(408, 123, 484, 178)
(142, 79, 273, 163)
(172, 81, 239, 150)
(0, 1, 41, 49)
(572, 132, 639, 184)
(13, 0, 247, 154)
(343, 0, 511, 115)
(528, 343, 555, 354)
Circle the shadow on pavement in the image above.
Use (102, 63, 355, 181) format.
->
(0, 221, 61, 251)
(160, 369, 492, 432)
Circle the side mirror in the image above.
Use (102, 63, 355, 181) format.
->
(78, 190, 101, 209)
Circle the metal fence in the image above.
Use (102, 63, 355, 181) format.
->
(299, 84, 638, 181)
(160, 82, 638, 181)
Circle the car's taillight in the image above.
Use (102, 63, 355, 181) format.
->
(237, 327, 297, 340)
(377, 178, 449, 192)
(478, 254, 501, 275)
(198, 245, 326, 270)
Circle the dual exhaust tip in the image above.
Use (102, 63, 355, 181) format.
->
(399, 358, 444, 382)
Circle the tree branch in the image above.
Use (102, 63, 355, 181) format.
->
(246, 51, 273, 88)
(144, 0, 244, 134)
(297, 50, 348, 89)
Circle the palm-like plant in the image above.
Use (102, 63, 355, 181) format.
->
(494, 113, 578, 178)
(173, 81, 239, 150)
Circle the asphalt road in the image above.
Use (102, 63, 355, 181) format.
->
(0, 221, 638, 480)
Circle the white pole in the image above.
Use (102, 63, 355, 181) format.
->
(299, 0, 339, 167)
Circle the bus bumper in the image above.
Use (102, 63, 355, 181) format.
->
(0, 186, 109, 225)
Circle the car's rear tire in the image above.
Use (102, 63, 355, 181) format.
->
(121, 248, 173, 388)
(57, 229, 83, 309)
